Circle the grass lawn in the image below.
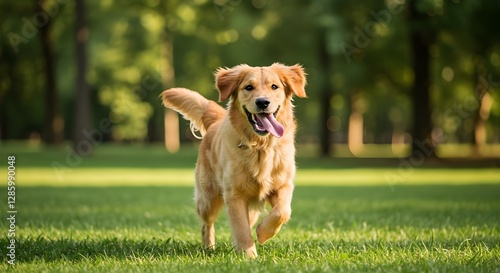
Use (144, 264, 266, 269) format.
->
(0, 143, 499, 272)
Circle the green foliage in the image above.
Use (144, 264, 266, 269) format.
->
(0, 0, 499, 144)
(99, 86, 153, 141)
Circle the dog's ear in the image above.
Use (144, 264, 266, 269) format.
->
(215, 64, 250, 101)
(271, 63, 307, 98)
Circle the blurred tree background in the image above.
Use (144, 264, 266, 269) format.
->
(1, 0, 499, 158)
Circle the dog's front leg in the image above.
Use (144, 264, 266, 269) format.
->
(256, 183, 293, 244)
(225, 196, 257, 258)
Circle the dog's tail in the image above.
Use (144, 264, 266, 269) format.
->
(160, 88, 226, 138)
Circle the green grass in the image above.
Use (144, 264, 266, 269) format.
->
(0, 143, 499, 272)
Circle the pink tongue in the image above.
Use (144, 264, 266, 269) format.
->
(255, 113, 284, 138)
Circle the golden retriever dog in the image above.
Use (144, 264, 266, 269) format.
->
(161, 63, 307, 258)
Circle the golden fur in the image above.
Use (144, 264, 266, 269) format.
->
(161, 63, 307, 258)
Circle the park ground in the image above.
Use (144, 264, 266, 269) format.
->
(0, 143, 499, 272)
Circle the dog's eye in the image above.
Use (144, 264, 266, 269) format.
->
(244, 85, 254, 91)
(271, 84, 278, 90)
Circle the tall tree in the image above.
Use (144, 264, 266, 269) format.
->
(162, 28, 179, 153)
(159, 0, 179, 152)
(408, 1, 436, 158)
(318, 28, 333, 157)
(468, 2, 500, 156)
(73, 0, 92, 154)
(38, 0, 63, 144)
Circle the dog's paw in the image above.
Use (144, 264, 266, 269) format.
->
(238, 245, 258, 259)
(256, 222, 281, 244)
(256, 209, 288, 244)
(246, 247, 258, 259)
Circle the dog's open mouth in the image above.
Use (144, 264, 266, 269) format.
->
(243, 106, 284, 138)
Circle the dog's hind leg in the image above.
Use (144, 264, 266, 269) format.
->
(197, 193, 223, 249)
(195, 165, 223, 249)
(248, 208, 261, 229)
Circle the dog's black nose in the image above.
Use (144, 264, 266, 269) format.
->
(255, 98, 270, 110)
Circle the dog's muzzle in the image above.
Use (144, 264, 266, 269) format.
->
(243, 106, 283, 138)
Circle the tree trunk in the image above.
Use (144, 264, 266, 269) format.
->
(161, 28, 180, 153)
(348, 92, 364, 155)
(147, 98, 164, 142)
(472, 73, 493, 156)
(73, 0, 92, 155)
(318, 28, 333, 157)
(409, 2, 436, 158)
(39, 0, 63, 145)
(1, 53, 17, 140)
(145, 65, 165, 142)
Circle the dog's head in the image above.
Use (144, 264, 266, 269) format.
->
(215, 63, 307, 138)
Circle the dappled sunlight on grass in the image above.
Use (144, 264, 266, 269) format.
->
(19, 168, 196, 186)
(295, 168, 500, 186)
(18, 167, 500, 187)
(3, 142, 498, 188)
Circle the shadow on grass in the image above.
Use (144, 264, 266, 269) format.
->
(4, 235, 499, 267)
(5, 236, 223, 263)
